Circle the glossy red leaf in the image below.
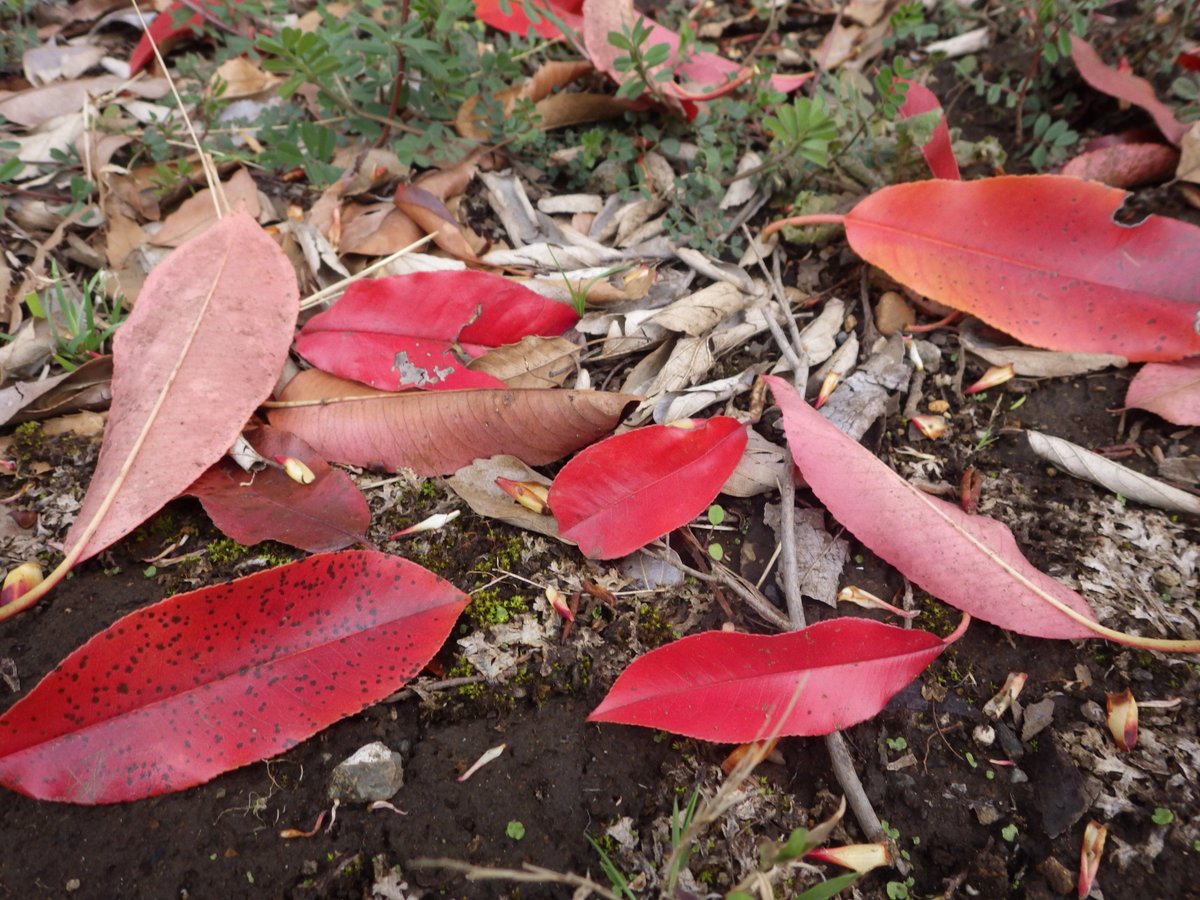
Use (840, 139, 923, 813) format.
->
(897, 79, 960, 180)
(0, 551, 467, 803)
(549, 417, 747, 559)
(269, 369, 636, 476)
(589, 616, 965, 741)
(295, 271, 578, 391)
(185, 426, 370, 552)
(764, 376, 1101, 641)
(1124, 358, 1200, 426)
(841, 175, 1200, 362)
(1071, 34, 1188, 145)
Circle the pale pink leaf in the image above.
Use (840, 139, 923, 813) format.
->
(1124, 359, 1200, 426)
(764, 376, 1099, 640)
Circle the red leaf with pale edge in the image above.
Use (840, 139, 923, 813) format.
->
(764, 376, 1100, 640)
(185, 426, 370, 552)
(897, 79, 960, 180)
(841, 176, 1200, 362)
(0, 551, 467, 803)
(549, 417, 747, 559)
(588, 617, 965, 742)
(67, 210, 298, 564)
(296, 271, 577, 391)
(1124, 359, 1200, 426)
(269, 369, 636, 476)
(1070, 34, 1188, 146)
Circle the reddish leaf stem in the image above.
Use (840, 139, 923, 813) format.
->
(760, 213, 846, 240)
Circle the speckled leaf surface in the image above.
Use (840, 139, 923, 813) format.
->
(589, 617, 965, 741)
(842, 175, 1200, 362)
(549, 416, 747, 559)
(0, 551, 467, 804)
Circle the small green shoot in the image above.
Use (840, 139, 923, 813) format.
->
(1001, 823, 1018, 842)
(885, 736, 908, 752)
(585, 834, 637, 900)
(505, 820, 525, 840)
(1152, 807, 1174, 825)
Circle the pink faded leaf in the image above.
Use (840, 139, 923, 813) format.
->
(296, 271, 577, 391)
(897, 79, 960, 180)
(549, 417, 747, 559)
(1060, 142, 1179, 188)
(0, 551, 467, 803)
(581, 0, 809, 106)
(67, 209, 298, 565)
(1124, 358, 1200, 426)
(185, 425, 370, 552)
(589, 617, 965, 742)
(1070, 34, 1188, 146)
(765, 376, 1099, 640)
(269, 369, 635, 476)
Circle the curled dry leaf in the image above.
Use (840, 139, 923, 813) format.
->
(269, 369, 636, 476)
(959, 328, 1127, 378)
(1026, 430, 1200, 516)
(0, 551, 468, 803)
(588, 616, 967, 742)
(446, 454, 568, 542)
(468, 336, 581, 389)
(1060, 142, 1180, 189)
(185, 425, 370, 553)
(1124, 358, 1200, 426)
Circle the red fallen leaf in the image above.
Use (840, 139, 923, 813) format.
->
(296, 271, 578, 391)
(548, 417, 747, 559)
(129, 0, 251, 75)
(1124, 358, 1200, 426)
(474, 0, 583, 39)
(1060, 142, 1180, 188)
(0, 551, 468, 803)
(588, 616, 966, 742)
(1070, 34, 1188, 146)
(269, 369, 636, 476)
(764, 376, 1101, 641)
(185, 425, 370, 552)
(835, 176, 1200, 362)
(897, 79, 960, 180)
(1179, 49, 1200, 73)
(0, 211, 298, 622)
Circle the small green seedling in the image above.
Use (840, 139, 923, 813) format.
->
(505, 820, 525, 840)
(1152, 807, 1174, 825)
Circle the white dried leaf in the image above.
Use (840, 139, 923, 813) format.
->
(480, 171, 540, 247)
(648, 282, 748, 336)
(961, 331, 1125, 376)
(1027, 431, 1200, 515)
(763, 505, 850, 607)
(675, 247, 756, 294)
(721, 430, 788, 498)
(446, 455, 569, 543)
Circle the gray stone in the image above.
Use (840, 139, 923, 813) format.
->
(328, 742, 404, 803)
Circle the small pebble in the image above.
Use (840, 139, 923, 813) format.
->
(875, 291, 916, 335)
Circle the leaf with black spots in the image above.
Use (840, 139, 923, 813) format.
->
(0, 551, 467, 803)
